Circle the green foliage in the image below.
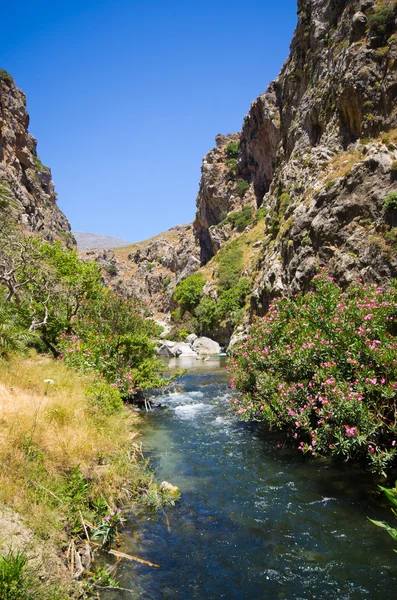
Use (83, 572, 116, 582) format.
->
(0, 69, 14, 84)
(369, 483, 397, 548)
(255, 206, 266, 222)
(194, 296, 218, 334)
(367, 5, 396, 40)
(216, 278, 250, 322)
(59, 288, 165, 395)
(225, 158, 237, 178)
(278, 192, 291, 214)
(0, 549, 34, 600)
(146, 263, 155, 271)
(325, 180, 336, 190)
(173, 273, 205, 313)
(216, 248, 244, 292)
(268, 213, 280, 236)
(384, 192, 397, 210)
(87, 381, 124, 416)
(225, 141, 239, 159)
(236, 180, 250, 198)
(229, 271, 397, 474)
(91, 507, 126, 549)
(391, 161, 397, 177)
(105, 263, 118, 276)
(0, 296, 37, 356)
(34, 157, 50, 173)
(221, 206, 254, 230)
(163, 275, 171, 290)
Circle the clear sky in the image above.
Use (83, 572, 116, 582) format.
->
(2, 0, 297, 242)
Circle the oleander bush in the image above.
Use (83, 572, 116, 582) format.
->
(229, 270, 397, 474)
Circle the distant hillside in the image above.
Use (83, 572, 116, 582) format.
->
(73, 232, 131, 250)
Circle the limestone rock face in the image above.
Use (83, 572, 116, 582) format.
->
(193, 133, 256, 264)
(0, 71, 74, 245)
(81, 224, 201, 318)
(191, 0, 397, 321)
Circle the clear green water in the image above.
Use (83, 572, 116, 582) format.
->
(104, 359, 397, 599)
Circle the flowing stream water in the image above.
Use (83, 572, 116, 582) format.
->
(103, 358, 397, 599)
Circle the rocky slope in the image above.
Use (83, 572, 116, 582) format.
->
(192, 0, 397, 316)
(0, 69, 74, 244)
(81, 224, 200, 316)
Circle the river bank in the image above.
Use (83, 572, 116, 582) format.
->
(0, 353, 162, 599)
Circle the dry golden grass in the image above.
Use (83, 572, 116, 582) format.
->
(325, 148, 363, 181)
(0, 353, 145, 541)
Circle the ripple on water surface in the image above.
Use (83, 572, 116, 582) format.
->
(103, 367, 397, 600)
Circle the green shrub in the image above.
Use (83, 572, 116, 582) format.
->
(268, 214, 280, 236)
(225, 141, 239, 159)
(222, 206, 254, 230)
(0, 69, 14, 84)
(59, 288, 165, 395)
(163, 275, 171, 290)
(391, 161, 397, 177)
(87, 381, 124, 415)
(325, 180, 336, 190)
(146, 263, 155, 271)
(278, 192, 291, 214)
(236, 179, 250, 198)
(225, 158, 237, 178)
(384, 192, 397, 210)
(217, 248, 244, 292)
(34, 157, 50, 173)
(173, 273, 205, 313)
(229, 271, 397, 474)
(194, 296, 218, 334)
(105, 264, 118, 276)
(367, 5, 396, 41)
(255, 206, 266, 222)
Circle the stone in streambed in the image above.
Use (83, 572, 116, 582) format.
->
(192, 337, 220, 356)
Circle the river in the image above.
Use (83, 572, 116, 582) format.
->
(102, 358, 397, 599)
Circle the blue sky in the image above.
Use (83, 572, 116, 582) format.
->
(2, 0, 297, 242)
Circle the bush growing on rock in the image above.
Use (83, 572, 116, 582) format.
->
(384, 191, 397, 210)
(367, 4, 397, 42)
(236, 180, 250, 198)
(229, 271, 397, 474)
(225, 141, 239, 159)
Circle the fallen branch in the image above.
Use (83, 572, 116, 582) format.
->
(108, 549, 159, 568)
(93, 584, 135, 594)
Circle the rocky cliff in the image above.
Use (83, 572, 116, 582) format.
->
(81, 224, 200, 317)
(0, 70, 74, 244)
(193, 0, 397, 319)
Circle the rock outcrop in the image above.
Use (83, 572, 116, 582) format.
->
(0, 70, 74, 244)
(193, 0, 397, 318)
(81, 224, 200, 316)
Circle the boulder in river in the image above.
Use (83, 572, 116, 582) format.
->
(192, 337, 221, 356)
(173, 342, 198, 357)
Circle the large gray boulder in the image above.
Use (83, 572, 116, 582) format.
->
(192, 337, 220, 356)
(156, 343, 177, 357)
(173, 342, 198, 357)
